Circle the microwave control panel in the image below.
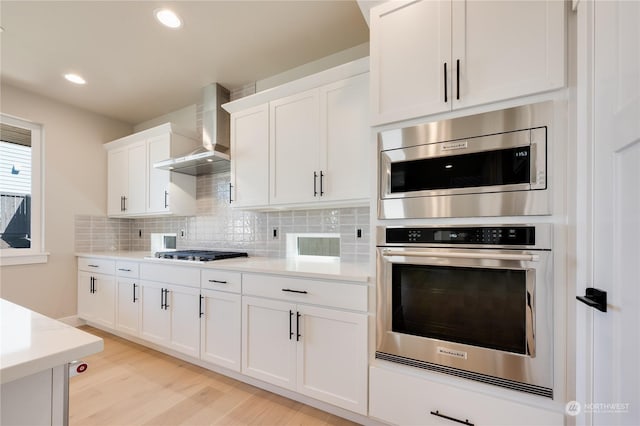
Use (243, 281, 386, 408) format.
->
(386, 226, 536, 246)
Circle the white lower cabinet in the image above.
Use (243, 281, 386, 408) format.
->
(200, 289, 241, 371)
(115, 261, 140, 336)
(77, 258, 116, 329)
(241, 274, 368, 415)
(369, 366, 563, 426)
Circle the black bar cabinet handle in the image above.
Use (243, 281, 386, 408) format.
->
(296, 312, 301, 341)
(289, 310, 294, 340)
(160, 288, 165, 309)
(164, 190, 168, 208)
(444, 62, 448, 103)
(282, 288, 308, 294)
(319, 171, 324, 196)
(199, 295, 204, 318)
(456, 59, 460, 100)
(164, 289, 170, 310)
(576, 287, 607, 312)
(90, 277, 94, 293)
(430, 410, 474, 426)
(229, 183, 233, 204)
(209, 279, 228, 284)
(133, 283, 138, 302)
(120, 196, 124, 212)
(313, 172, 318, 197)
(88, 264, 99, 268)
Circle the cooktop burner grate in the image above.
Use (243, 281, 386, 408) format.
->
(153, 250, 248, 262)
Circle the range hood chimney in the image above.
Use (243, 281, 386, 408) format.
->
(154, 83, 231, 175)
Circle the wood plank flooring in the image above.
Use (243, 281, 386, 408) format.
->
(70, 327, 359, 426)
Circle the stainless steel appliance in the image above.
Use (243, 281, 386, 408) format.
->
(152, 249, 248, 262)
(376, 224, 553, 398)
(378, 102, 553, 219)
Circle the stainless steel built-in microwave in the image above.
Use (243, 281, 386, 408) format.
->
(378, 102, 553, 219)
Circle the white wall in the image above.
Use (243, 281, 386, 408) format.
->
(0, 84, 132, 319)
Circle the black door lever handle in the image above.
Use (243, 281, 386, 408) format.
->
(576, 287, 607, 312)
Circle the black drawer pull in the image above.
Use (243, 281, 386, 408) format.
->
(282, 289, 308, 294)
(87, 264, 99, 268)
(208, 279, 228, 284)
(430, 411, 474, 426)
(118, 268, 131, 272)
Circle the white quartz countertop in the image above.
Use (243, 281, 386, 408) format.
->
(0, 299, 103, 384)
(75, 251, 370, 283)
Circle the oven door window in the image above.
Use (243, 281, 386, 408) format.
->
(391, 264, 530, 355)
(390, 146, 531, 193)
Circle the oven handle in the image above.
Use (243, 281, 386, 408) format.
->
(381, 250, 539, 262)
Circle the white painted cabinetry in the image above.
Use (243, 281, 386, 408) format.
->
(105, 123, 198, 218)
(200, 270, 242, 371)
(270, 74, 370, 206)
(114, 261, 140, 336)
(370, 0, 566, 125)
(369, 366, 563, 425)
(230, 104, 270, 208)
(139, 263, 201, 358)
(77, 258, 116, 328)
(241, 273, 368, 415)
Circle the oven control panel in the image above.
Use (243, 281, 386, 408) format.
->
(386, 226, 536, 245)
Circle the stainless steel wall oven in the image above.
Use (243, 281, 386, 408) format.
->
(376, 224, 553, 398)
(378, 102, 553, 219)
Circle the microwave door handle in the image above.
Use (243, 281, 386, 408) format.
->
(381, 250, 539, 262)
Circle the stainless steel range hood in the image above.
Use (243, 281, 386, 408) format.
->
(154, 83, 231, 175)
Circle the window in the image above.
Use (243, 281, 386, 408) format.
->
(0, 114, 46, 265)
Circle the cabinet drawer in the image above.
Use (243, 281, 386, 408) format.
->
(140, 263, 200, 288)
(116, 261, 139, 278)
(78, 258, 115, 274)
(369, 366, 563, 426)
(201, 269, 241, 293)
(242, 273, 367, 312)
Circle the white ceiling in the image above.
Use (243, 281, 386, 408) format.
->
(0, 1, 369, 125)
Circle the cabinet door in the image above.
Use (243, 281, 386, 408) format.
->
(92, 273, 116, 329)
(140, 281, 170, 345)
(166, 284, 200, 358)
(242, 296, 297, 390)
(107, 148, 128, 216)
(269, 89, 320, 205)
(200, 289, 241, 371)
(77, 271, 95, 321)
(115, 278, 140, 336)
(296, 305, 367, 415)
(147, 134, 171, 213)
(126, 141, 147, 215)
(319, 73, 370, 202)
(230, 104, 270, 208)
(451, 0, 565, 109)
(370, 0, 451, 125)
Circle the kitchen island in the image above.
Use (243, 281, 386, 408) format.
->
(0, 298, 103, 425)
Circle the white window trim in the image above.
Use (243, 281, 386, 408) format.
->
(0, 113, 47, 266)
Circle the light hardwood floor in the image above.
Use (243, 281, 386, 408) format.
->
(70, 327, 359, 426)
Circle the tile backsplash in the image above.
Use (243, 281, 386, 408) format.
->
(75, 171, 370, 263)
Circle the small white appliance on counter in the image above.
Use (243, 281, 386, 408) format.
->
(150, 233, 177, 253)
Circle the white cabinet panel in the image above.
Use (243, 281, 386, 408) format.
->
(140, 281, 170, 345)
(242, 296, 297, 390)
(167, 284, 200, 358)
(115, 278, 140, 336)
(230, 103, 270, 208)
(77, 270, 115, 329)
(200, 289, 241, 371)
(126, 141, 146, 215)
(147, 134, 171, 213)
(107, 148, 128, 217)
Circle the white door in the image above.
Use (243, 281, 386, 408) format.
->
(140, 281, 170, 345)
(230, 104, 269, 208)
(107, 148, 128, 216)
(166, 284, 200, 358)
(452, 0, 565, 110)
(92, 273, 115, 329)
(77, 271, 95, 321)
(319, 73, 370, 203)
(269, 89, 320, 205)
(577, 1, 640, 424)
(370, 0, 451, 125)
(296, 305, 368, 415)
(147, 134, 171, 213)
(200, 289, 241, 371)
(115, 278, 140, 336)
(126, 141, 146, 215)
(241, 296, 297, 390)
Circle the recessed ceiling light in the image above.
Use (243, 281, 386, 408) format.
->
(155, 9, 182, 29)
(64, 73, 86, 85)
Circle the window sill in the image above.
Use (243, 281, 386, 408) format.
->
(0, 252, 50, 266)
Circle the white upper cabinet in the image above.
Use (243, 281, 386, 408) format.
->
(105, 123, 198, 217)
(230, 104, 270, 208)
(370, 0, 566, 125)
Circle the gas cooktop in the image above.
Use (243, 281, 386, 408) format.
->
(152, 250, 248, 262)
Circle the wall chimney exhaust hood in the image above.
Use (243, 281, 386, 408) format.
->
(154, 83, 231, 175)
